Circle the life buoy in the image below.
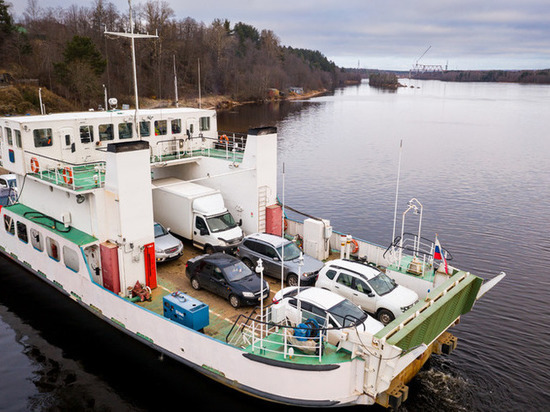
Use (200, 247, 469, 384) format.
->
(63, 167, 73, 185)
(30, 157, 40, 173)
(350, 238, 359, 254)
(219, 134, 229, 143)
(284, 219, 288, 231)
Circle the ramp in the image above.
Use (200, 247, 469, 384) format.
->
(376, 272, 483, 352)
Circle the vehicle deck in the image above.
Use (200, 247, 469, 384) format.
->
(135, 240, 350, 364)
(137, 240, 283, 341)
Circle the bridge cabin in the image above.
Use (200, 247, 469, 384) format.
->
(0, 107, 217, 178)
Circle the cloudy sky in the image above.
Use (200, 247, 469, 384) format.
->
(8, 0, 550, 70)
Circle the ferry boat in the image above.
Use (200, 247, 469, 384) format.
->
(0, 102, 505, 408)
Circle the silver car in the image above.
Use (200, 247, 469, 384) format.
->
(237, 233, 324, 286)
(0, 174, 17, 206)
(154, 222, 184, 262)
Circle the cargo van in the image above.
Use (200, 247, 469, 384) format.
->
(152, 178, 243, 253)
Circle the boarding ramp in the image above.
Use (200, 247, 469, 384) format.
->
(376, 271, 482, 351)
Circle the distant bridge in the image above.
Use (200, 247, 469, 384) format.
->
(410, 64, 444, 73)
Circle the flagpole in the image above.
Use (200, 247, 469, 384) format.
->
(281, 162, 285, 291)
(392, 140, 403, 250)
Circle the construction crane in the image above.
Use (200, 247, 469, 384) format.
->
(416, 46, 431, 66)
(410, 46, 443, 74)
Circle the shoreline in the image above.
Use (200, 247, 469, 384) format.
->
(142, 89, 329, 112)
(0, 84, 330, 116)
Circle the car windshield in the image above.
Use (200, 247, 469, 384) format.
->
(276, 241, 302, 261)
(367, 272, 397, 296)
(223, 261, 254, 281)
(154, 223, 167, 237)
(328, 299, 367, 327)
(206, 212, 237, 233)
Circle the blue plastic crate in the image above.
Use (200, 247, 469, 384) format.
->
(163, 291, 209, 331)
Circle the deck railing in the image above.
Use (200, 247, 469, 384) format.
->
(149, 132, 246, 164)
(29, 161, 105, 192)
(227, 305, 329, 363)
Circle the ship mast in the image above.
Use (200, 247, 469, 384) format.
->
(104, 0, 158, 111)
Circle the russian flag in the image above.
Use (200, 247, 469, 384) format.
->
(434, 235, 448, 274)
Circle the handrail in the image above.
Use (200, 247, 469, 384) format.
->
(24, 150, 106, 167)
(383, 232, 453, 261)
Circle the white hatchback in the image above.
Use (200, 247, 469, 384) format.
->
(272, 286, 384, 347)
(315, 259, 419, 325)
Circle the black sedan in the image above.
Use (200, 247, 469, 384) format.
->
(185, 253, 270, 308)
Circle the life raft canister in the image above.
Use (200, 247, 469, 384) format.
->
(63, 167, 73, 185)
(30, 157, 40, 173)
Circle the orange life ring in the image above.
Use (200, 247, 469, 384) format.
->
(350, 238, 359, 254)
(63, 167, 73, 185)
(30, 157, 40, 173)
(219, 134, 229, 143)
(284, 219, 288, 231)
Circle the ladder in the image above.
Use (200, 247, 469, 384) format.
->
(257, 186, 268, 232)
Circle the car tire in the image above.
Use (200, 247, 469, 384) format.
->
(287, 273, 298, 287)
(229, 294, 241, 308)
(377, 309, 395, 325)
(190, 277, 201, 290)
(205, 245, 214, 254)
(242, 258, 255, 270)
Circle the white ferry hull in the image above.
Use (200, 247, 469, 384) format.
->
(0, 242, 372, 407)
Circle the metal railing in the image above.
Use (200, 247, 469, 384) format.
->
(383, 232, 453, 268)
(33, 162, 105, 191)
(149, 132, 247, 164)
(226, 305, 329, 363)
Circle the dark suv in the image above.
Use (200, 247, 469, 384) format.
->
(186, 253, 269, 308)
(237, 233, 324, 287)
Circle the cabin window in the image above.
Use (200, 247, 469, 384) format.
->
(199, 117, 210, 131)
(33, 128, 53, 147)
(154, 120, 167, 136)
(188, 123, 194, 135)
(171, 119, 181, 134)
(30, 228, 43, 251)
(79, 125, 94, 143)
(5, 128, 12, 145)
(14, 130, 22, 148)
(139, 121, 151, 137)
(46, 237, 60, 261)
(99, 124, 114, 141)
(118, 122, 133, 139)
(3, 214, 14, 235)
(324, 269, 337, 280)
(63, 246, 80, 272)
(16, 221, 28, 243)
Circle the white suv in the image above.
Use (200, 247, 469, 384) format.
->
(315, 259, 419, 325)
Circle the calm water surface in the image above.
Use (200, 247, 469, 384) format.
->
(1, 80, 549, 411)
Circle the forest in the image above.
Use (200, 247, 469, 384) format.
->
(0, 0, 360, 112)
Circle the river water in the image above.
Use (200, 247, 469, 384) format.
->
(1, 79, 549, 411)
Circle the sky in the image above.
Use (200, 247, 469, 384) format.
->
(8, 0, 550, 70)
